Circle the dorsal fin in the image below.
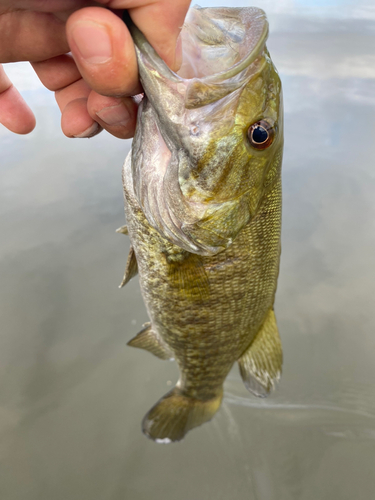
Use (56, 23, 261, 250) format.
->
(127, 323, 174, 360)
(119, 245, 138, 288)
(116, 225, 128, 235)
(238, 308, 282, 397)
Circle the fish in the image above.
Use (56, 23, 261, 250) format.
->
(120, 6, 284, 442)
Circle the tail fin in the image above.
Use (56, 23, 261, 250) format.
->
(142, 388, 223, 443)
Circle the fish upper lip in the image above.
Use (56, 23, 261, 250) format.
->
(190, 26, 268, 85)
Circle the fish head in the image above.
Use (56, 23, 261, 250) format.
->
(130, 6, 283, 256)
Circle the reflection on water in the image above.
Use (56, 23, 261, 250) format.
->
(1, 1, 375, 498)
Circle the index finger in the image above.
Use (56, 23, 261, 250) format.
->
(0, 65, 36, 134)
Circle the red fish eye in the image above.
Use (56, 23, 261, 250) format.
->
(247, 120, 275, 150)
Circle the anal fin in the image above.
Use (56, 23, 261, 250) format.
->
(119, 245, 138, 288)
(238, 308, 282, 397)
(127, 323, 174, 360)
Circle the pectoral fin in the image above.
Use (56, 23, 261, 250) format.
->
(238, 309, 282, 397)
(119, 245, 138, 288)
(127, 323, 174, 360)
(167, 252, 210, 301)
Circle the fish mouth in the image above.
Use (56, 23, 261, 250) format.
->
(130, 6, 269, 109)
(129, 7, 271, 255)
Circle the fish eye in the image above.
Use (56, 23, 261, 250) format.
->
(247, 120, 275, 150)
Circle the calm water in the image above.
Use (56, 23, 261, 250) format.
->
(1, 1, 375, 498)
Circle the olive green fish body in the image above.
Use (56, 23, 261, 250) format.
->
(122, 6, 283, 442)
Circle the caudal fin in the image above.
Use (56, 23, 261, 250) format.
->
(142, 388, 223, 443)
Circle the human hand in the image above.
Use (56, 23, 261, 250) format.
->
(0, 0, 191, 138)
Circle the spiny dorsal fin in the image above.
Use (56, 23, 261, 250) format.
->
(127, 323, 174, 360)
(238, 308, 282, 397)
(116, 225, 128, 235)
(119, 245, 138, 288)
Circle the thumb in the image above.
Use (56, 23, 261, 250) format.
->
(110, 0, 191, 70)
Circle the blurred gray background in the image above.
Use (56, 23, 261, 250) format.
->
(1, 0, 375, 499)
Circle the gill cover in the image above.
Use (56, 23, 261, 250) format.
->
(130, 7, 282, 255)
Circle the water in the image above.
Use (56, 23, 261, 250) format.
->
(1, 1, 375, 498)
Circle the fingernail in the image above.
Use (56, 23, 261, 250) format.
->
(96, 104, 130, 126)
(71, 22, 112, 64)
(73, 122, 100, 138)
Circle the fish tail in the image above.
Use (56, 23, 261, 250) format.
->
(142, 387, 223, 443)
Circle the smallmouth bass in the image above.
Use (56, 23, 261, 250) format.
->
(120, 6, 283, 442)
